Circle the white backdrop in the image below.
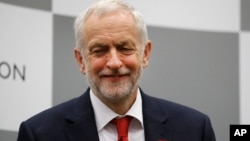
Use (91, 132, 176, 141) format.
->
(0, 3, 52, 131)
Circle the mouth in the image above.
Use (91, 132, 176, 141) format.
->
(101, 74, 129, 82)
(98, 68, 131, 82)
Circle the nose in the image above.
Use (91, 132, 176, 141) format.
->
(106, 49, 122, 69)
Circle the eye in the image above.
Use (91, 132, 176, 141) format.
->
(90, 47, 108, 56)
(117, 43, 136, 55)
(119, 47, 135, 55)
(116, 41, 136, 55)
(89, 43, 109, 56)
(92, 49, 106, 56)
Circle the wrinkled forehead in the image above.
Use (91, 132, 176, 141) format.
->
(84, 8, 135, 23)
(83, 11, 139, 44)
(83, 9, 138, 39)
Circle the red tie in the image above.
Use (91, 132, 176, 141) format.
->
(112, 116, 132, 141)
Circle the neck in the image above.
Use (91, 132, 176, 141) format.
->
(108, 93, 137, 115)
(95, 88, 138, 115)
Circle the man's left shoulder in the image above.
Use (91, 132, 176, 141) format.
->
(141, 92, 216, 141)
(142, 93, 209, 120)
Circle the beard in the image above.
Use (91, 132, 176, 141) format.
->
(87, 66, 142, 103)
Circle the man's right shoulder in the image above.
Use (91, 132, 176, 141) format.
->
(24, 96, 80, 126)
(24, 88, 91, 125)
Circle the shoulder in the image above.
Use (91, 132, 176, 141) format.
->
(22, 89, 91, 128)
(141, 91, 216, 140)
(17, 96, 81, 140)
(23, 96, 79, 127)
(141, 92, 215, 135)
(141, 92, 209, 121)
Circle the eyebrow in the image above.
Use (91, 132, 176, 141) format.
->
(114, 40, 136, 48)
(115, 41, 129, 46)
(88, 42, 108, 51)
(88, 38, 137, 51)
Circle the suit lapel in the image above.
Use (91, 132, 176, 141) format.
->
(141, 91, 172, 141)
(62, 88, 172, 141)
(64, 88, 99, 141)
(143, 115, 172, 141)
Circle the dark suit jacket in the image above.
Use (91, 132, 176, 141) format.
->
(17, 88, 216, 141)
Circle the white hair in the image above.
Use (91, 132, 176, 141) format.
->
(74, 0, 148, 52)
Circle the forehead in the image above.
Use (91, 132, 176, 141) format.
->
(85, 10, 136, 30)
(83, 10, 139, 44)
(86, 8, 135, 22)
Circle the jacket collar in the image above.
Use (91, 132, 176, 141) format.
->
(141, 89, 172, 141)
(64, 88, 99, 141)
(63, 88, 171, 141)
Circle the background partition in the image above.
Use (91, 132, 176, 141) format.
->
(1, 0, 250, 141)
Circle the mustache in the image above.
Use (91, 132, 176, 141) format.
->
(98, 68, 130, 76)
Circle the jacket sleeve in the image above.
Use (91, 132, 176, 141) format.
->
(203, 116, 216, 141)
(17, 122, 35, 141)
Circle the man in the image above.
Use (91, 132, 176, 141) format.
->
(17, 0, 216, 141)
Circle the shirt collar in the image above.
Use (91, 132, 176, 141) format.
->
(90, 88, 143, 132)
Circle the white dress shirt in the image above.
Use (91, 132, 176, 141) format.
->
(90, 89, 145, 141)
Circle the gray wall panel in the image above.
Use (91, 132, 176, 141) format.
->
(241, 0, 250, 31)
(53, 14, 88, 106)
(140, 26, 239, 141)
(0, 130, 18, 141)
(0, 0, 51, 11)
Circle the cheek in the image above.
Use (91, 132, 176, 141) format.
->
(86, 57, 106, 74)
(86, 53, 142, 73)
(123, 55, 142, 69)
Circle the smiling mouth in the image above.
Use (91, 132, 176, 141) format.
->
(101, 74, 129, 81)
(102, 74, 128, 78)
(99, 68, 131, 80)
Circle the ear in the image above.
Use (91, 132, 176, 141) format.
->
(142, 40, 152, 68)
(74, 47, 86, 74)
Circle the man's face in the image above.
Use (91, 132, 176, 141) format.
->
(75, 11, 151, 103)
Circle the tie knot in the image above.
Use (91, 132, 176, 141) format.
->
(112, 116, 132, 141)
